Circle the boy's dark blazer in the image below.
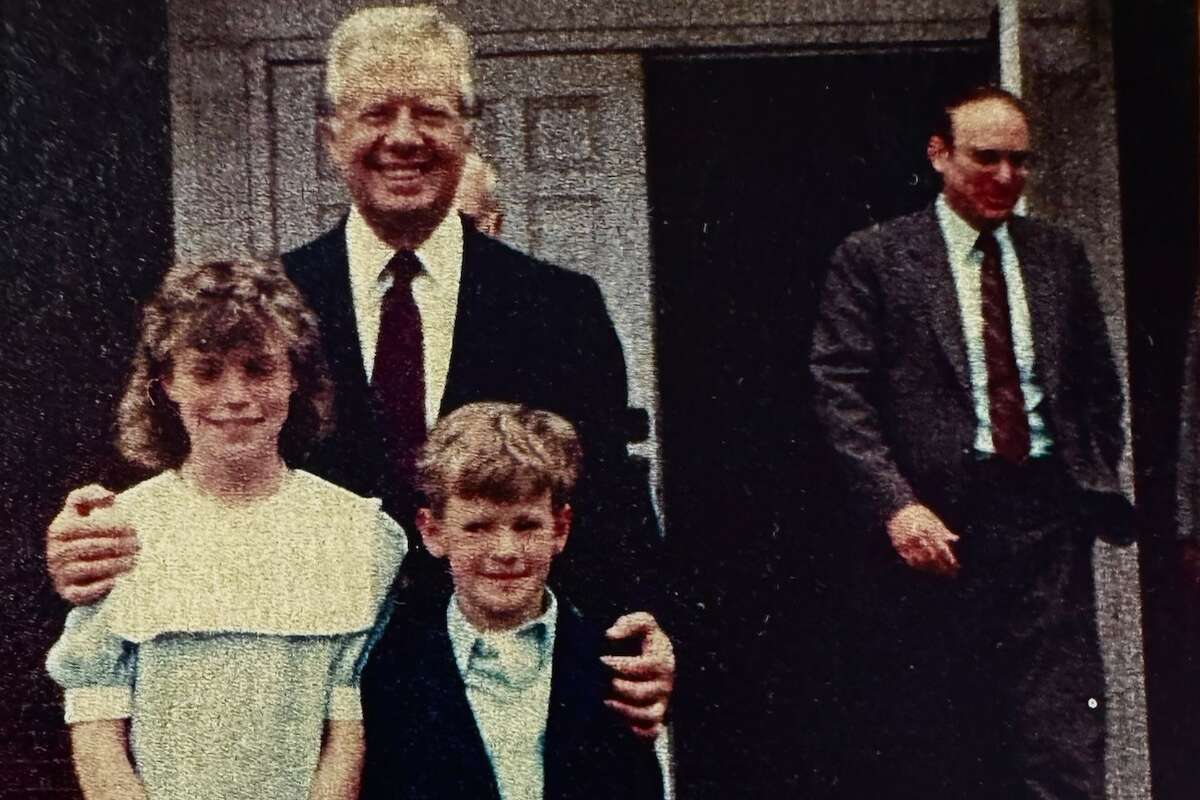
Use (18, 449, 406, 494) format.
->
(359, 591, 665, 800)
(281, 218, 662, 623)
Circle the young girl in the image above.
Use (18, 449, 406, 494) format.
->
(46, 259, 406, 800)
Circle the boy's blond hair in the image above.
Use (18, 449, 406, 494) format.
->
(416, 402, 582, 516)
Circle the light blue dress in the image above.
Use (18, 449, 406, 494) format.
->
(47, 470, 406, 800)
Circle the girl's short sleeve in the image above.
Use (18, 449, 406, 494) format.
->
(372, 507, 407, 593)
(326, 596, 397, 721)
(46, 605, 136, 724)
(327, 504, 404, 720)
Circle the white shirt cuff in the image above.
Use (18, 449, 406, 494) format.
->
(64, 687, 133, 724)
(328, 686, 362, 720)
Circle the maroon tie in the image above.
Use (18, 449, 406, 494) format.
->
(372, 250, 426, 486)
(976, 230, 1030, 463)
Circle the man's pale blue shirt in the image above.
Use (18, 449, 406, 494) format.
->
(935, 195, 1052, 458)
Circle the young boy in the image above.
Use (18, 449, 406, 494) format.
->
(360, 402, 664, 800)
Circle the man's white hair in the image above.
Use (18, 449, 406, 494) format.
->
(324, 5, 476, 113)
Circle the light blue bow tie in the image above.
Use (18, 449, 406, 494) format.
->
(466, 622, 548, 692)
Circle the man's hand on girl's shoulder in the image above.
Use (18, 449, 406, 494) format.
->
(47, 485, 138, 605)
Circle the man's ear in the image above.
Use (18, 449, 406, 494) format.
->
(318, 116, 341, 162)
(458, 99, 476, 145)
(552, 504, 572, 556)
(416, 507, 445, 557)
(927, 135, 950, 174)
(159, 372, 176, 403)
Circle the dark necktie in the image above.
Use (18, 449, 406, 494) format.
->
(372, 250, 426, 487)
(976, 230, 1031, 463)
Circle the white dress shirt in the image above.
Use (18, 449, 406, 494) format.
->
(346, 208, 464, 426)
(935, 195, 1052, 457)
(447, 591, 558, 800)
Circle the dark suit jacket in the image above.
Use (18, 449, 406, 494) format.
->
(1178, 286, 1200, 540)
(810, 205, 1129, 541)
(359, 590, 665, 800)
(279, 217, 663, 624)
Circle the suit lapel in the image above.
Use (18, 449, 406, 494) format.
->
(410, 612, 504, 800)
(543, 603, 605, 800)
(1008, 216, 1063, 402)
(440, 221, 492, 417)
(283, 221, 371, 400)
(904, 208, 972, 394)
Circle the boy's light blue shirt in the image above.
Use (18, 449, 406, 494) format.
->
(447, 590, 558, 800)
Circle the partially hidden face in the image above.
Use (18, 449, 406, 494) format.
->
(164, 339, 295, 468)
(929, 97, 1032, 229)
(324, 42, 471, 234)
(420, 492, 571, 631)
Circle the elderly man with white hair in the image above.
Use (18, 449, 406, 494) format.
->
(46, 1, 674, 769)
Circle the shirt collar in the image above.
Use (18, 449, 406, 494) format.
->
(935, 193, 1013, 264)
(446, 589, 558, 678)
(345, 206, 464, 288)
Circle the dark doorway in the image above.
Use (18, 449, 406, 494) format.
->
(646, 46, 992, 796)
(1114, 2, 1200, 798)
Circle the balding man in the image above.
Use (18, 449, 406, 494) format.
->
(47, 5, 672, 744)
(455, 150, 504, 236)
(811, 86, 1131, 798)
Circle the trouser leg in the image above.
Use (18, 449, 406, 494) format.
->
(857, 562, 975, 799)
(956, 511, 1105, 800)
(945, 462, 1106, 800)
(1002, 529, 1106, 800)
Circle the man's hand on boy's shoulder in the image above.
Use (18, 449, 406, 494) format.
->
(601, 612, 675, 741)
(46, 485, 138, 605)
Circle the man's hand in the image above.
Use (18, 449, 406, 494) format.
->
(47, 485, 138, 605)
(600, 612, 675, 741)
(886, 503, 960, 577)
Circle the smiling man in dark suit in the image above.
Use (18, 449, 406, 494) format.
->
(811, 86, 1131, 799)
(46, 5, 672, 742)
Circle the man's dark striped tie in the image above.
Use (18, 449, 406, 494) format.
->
(976, 229, 1030, 463)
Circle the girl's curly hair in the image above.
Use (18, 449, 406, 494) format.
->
(117, 259, 333, 470)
